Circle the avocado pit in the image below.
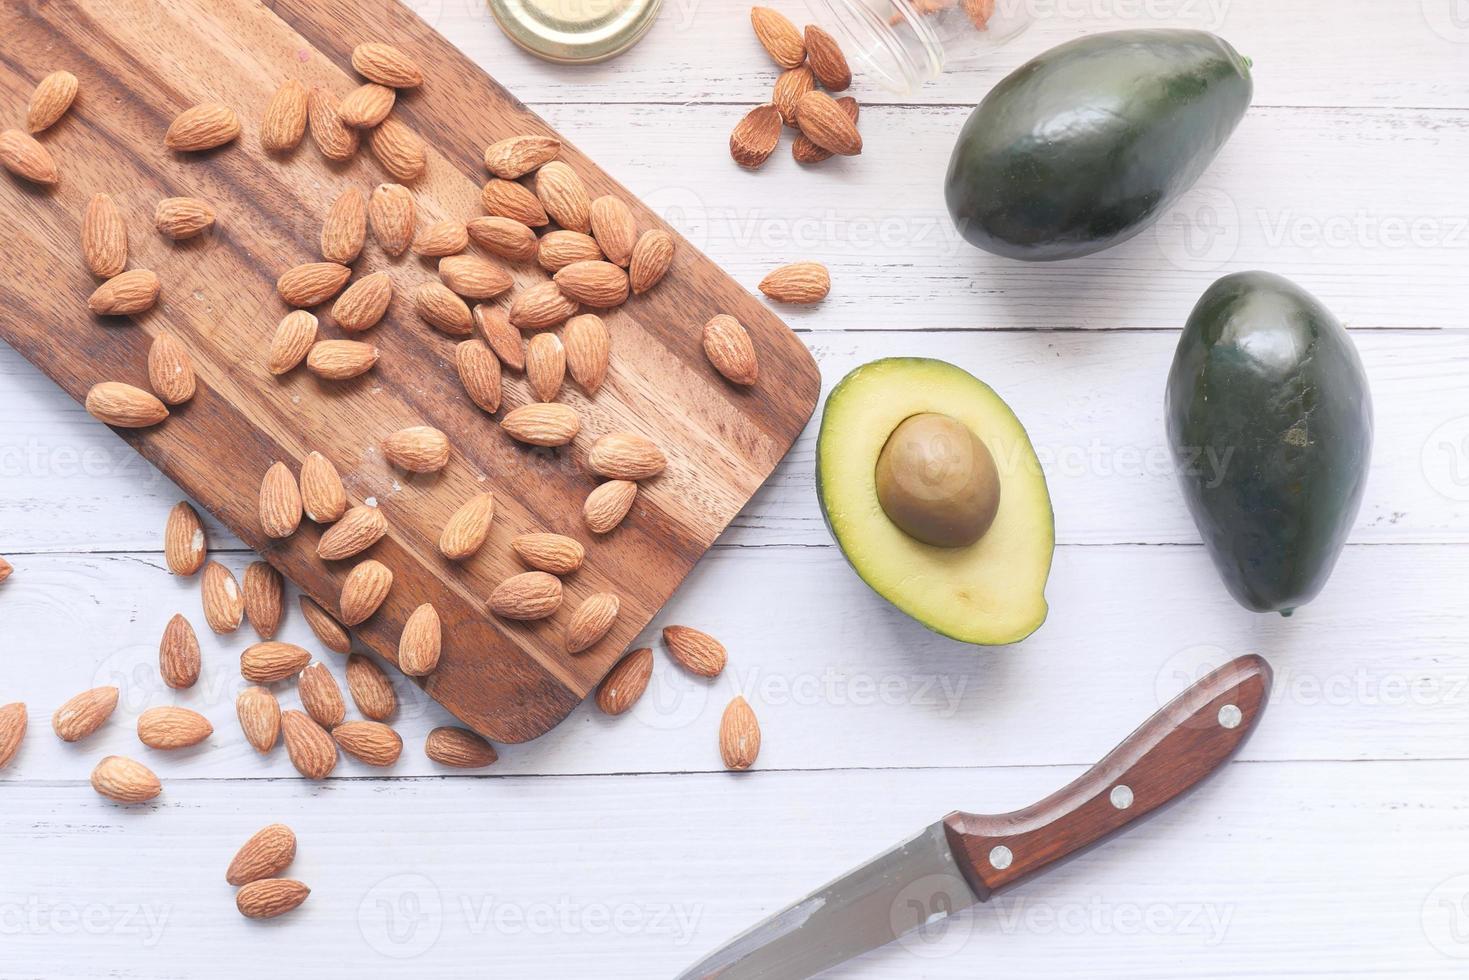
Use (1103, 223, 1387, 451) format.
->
(875, 413, 1000, 548)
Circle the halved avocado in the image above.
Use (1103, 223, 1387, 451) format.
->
(816, 358, 1055, 645)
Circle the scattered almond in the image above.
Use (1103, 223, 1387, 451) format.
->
(237, 685, 282, 754)
(331, 271, 393, 332)
(484, 135, 559, 178)
(306, 339, 380, 380)
(415, 281, 473, 335)
(237, 879, 310, 920)
(241, 641, 311, 683)
(307, 86, 359, 161)
(26, 71, 78, 133)
(511, 533, 585, 575)
(0, 557, 10, 584)
(468, 216, 539, 264)
(340, 82, 396, 129)
(629, 229, 674, 294)
(398, 604, 441, 676)
(346, 654, 397, 720)
(425, 726, 498, 768)
(281, 709, 337, 779)
(730, 104, 782, 169)
(596, 648, 654, 715)
(164, 501, 206, 575)
(261, 78, 309, 152)
(147, 331, 196, 405)
(663, 625, 728, 677)
(554, 260, 629, 308)
(317, 504, 388, 561)
(299, 661, 346, 728)
(588, 432, 666, 480)
(165, 103, 240, 151)
(751, 7, 806, 68)
(535, 161, 591, 233)
(268, 310, 318, 374)
(500, 402, 580, 446)
(760, 261, 830, 303)
(334, 720, 403, 766)
(202, 560, 244, 633)
(321, 186, 367, 263)
(154, 196, 215, 239)
(299, 452, 347, 523)
(439, 254, 513, 300)
(88, 269, 160, 316)
(482, 179, 549, 227)
(793, 96, 858, 164)
(412, 219, 468, 257)
(243, 560, 284, 639)
(368, 117, 427, 182)
(137, 706, 212, 750)
(299, 596, 352, 655)
(584, 480, 638, 534)
(509, 281, 577, 330)
(564, 314, 610, 394)
(368, 182, 414, 255)
(383, 425, 451, 472)
(439, 493, 495, 561)
(352, 42, 424, 88)
(91, 755, 161, 803)
(795, 91, 862, 156)
(340, 561, 393, 626)
(565, 593, 621, 654)
(85, 382, 168, 427)
(0, 129, 59, 185)
(489, 571, 563, 620)
(703, 313, 760, 386)
(258, 462, 303, 539)
(526, 333, 565, 401)
(588, 196, 636, 267)
(227, 824, 296, 886)
(773, 66, 815, 127)
(455, 340, 502, 414)
(278, 261, 351, 307)
(81, 193, 127, 278)
(537, 230, 602, 273)
(52, 686, 119, 742)
(804, 25, 852, 90)
(159, 613, 201, 689)
(474, 304, 526, 370)
(0, 703, 26, 769)
(719, 695, 761, 770)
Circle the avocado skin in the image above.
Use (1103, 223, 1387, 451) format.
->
(944, 29, 1252, 261)
(1166, 272, 1373, 614)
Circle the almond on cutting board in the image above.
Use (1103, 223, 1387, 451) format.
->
(85, 381, 168, 427)
(136, 706, 212, 750)
(587, 432, 666, 481)
(346, 654, 397, 720)
(332, 271, 393, 332)
(268, 310, 318, 375)
(482, 179, 549, 227)
(510, 533, 585, 575)
(340, 561, 393, 626)
(484, 134, 559, 179)
(534, 161, 591, 233)
(278, 262, 351, 307)
(164, 103, 240, 151)
(243, 560, 285, 639)
(439, 493, 495, 561)
(537, 230, 602, 273)
(583, 480, 637, 534)
(750, 6, 806, 68)
(415, 281, 474, 335)
(91, 755, 161, 803)
(317, 504, 387, 561)
(26, 70, 78, 134)
(794, 91, 862, 156)
(237, 685, 282, 754)
(299, 595, 351, 654)
(398, 603, 441, 676)
(489, 571, 563, 621)
(425, 726, 498, 768)
(340, 82, 396, 129)
(368, 117, 427, 182)
(52, 685, 119, 742)
(793, 96, 858, 164)
(261, 78, 309, 153)
(412, 219, 468, 257)
(281, 709, 337, 779)
(719, 695, 761, 770)
(455, 340, 502, 414)
(564, 593, 620, 654)
(468, 216, 540, 264)
(383, 425, 451, 472)
(500, 402, 580, 447)
(563, 313, 610, 393)
(368, 182, 414, 255)
(164, 501, 207, 575)
(237, 879, 310, 920)
(526, 333, 565, 401)
(772, 66, 815, 127)
(0, 129, 59, 185)
(258, 461, 303, 539)
(509, 281, 578, 331)
(628, 230, 673, 294)
(159, 613, 201, 689)
(240, 641, 311, 683)
(81, 193, 127, 278)
(321, 185, 367, 263)
(300, 452, 348, 523)
(307, 86, 359, 161)
(201, 560, 244, 633)
(306, 339, 379, 380)
(588, 196, 636, 267)
(804, 25, 853, 91)
(298, 661, 346, 729)
(703, 314, 760, 386)
(474, 304, 526, 370)
(663, 625, 728, 677)
(352, 42, 424, 88)
(760, 261, 830, 303)
(595, 648, 653, 715)
(88, 270, 160, 316)
(439, 254, 513, 300)
(730, 104, 781, 170)
(334, 720, 403, 766)
(154, 197, 215, 239)
(0, 703, 27, 769)
(147, 332, 196, 405)
(554, 260, 629, 308)
(227, 824, 297, 886)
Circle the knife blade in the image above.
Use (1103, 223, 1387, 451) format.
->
(676, 654, 1271, 979)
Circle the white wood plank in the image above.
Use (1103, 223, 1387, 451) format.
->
(0, 762, 1463, 977)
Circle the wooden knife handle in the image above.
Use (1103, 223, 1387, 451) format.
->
(943, 654, 1271, 902)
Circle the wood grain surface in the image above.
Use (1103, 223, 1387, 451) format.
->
(0, 0, 820, 742)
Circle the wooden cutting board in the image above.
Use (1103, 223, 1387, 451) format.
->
(0, 0, 821, 743)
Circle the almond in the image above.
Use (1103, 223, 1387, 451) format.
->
(334, 720, 403, 766)
(0, 129, 59, 185)
(306, 339, 379, 380)
(719, 695, 761, 770)
(587, 432, 666, 480)
(455, 340, 502, 414)
(489, 571, 563, 620)
(563, 313, 610, 393)
(584, 480, 637, 534)
(383, 425, 451, 472)
(793, 96, 858, 164)
(261, 78, 309, 152)
(227, 824, 296, 886)
(85, 382, 168, 427)
(27, 71, 78, 134)
(795, 91, 862, 156)
(300, 452, 347, 523)
(346, 654, 397, 720)
(331, 271, 393, 331)
(565, 593, 620, 654)
(0, 557, 10, 584)
(159, 613, 201, 689)
(537, 230, 602, 273)
(52, 686, 119, 742)
(340, 561, 393, 626)
(299, 596, 352, 655)
(468, 216, 539, 264)
(484, 135, 559, 179)
(136, 706, 212, 750)
(368, 117, 427, 182)
(244, 560, 285, 639)
(368, 182, 414, 255)
(237, 685, 282, 754)
(412, 282, 471, 335)
(318, 505, 388, 561)
(474, 304, 526, 370)
(439, 254, 513, 300)
(307, 86, 359, 161)
(352, 42, 424, 88)
(412, 219, 468, 257)
(703, 313, 759, 386)
(88, 269, 160, 316)
(804, 25, 852, 90)
(751, 6, 805, 68)
(534, 161, 591, 233)
(509, 281, 577, 330)
(588, 196, 636, 267)
(398, 603, 441, 676)
(240, 641, 311, 683)
(164, 103, 240, 151)
(237, 879, 310, 920)
(526, 333, 565, 401)
(201, 560, 244, 633)
(760, 261, 829, 303)
(425, 726, 498, 768)
(91, 756, 161, 803)
(154, 197, 215, 239)
(501, 402, 580, 446)
(554, 260, 629, 308)
(278, 261, 351, 307)
(147, 331, 196, 405)
(511, 533, 585, 575)
(81, 193, 127, 278)
(299, 661, 345, 728)
(281, 710, 337, 779)
(596, 647, 653, 715)
(439, 493, 495, 560)
(629, 229, 674, 294)
(663, 625, 728, 677)
(0, 703, 26, 769)
(258, 462, 302, 539)
(772, 65, 815, 127)
(729, 104, 781, 169)
(268, 310, 318, 374)
(340, 82, 396, 129)
(482, 179, 548, 227)
(164, 501, 206, 575)
(321, 186, 367, 263)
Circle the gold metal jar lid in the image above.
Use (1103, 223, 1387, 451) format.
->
(488, 0, 663, 64)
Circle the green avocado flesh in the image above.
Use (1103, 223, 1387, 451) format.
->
(817, 358, 1055, 645)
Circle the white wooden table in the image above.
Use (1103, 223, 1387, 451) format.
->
(3, 1, 1468, 976)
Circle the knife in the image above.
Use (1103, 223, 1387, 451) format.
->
(675, 654, 1271, 979)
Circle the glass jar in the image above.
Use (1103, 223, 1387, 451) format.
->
(807, 0, 1032, 93)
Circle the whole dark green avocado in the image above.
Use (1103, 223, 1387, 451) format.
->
(1166, 272, 1373, 615)
(944, 30, 1253, 261)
